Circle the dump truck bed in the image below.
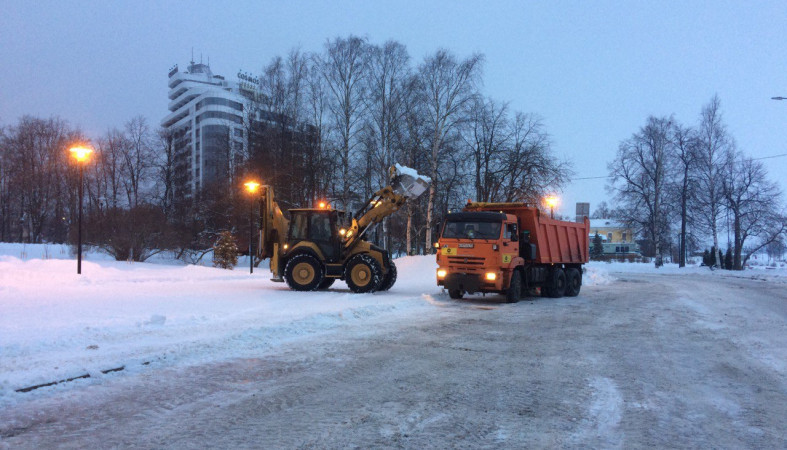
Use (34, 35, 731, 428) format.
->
(464, 203, 589, 265)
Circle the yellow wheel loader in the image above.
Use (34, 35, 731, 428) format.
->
(256, 164, 430, 293)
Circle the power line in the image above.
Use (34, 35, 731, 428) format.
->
(752, 152, 787, 161)
(571, 153, 787, 181)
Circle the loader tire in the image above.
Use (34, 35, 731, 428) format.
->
(449, 289, 464, 299)
(505, 271, 522, 303)
(565, 268, 581, 297)
(284, 254, 324, 291)
(550, 268, 567, 298)
(345, 254, 383, 293)
(317, 278, 335, 290)
(379, 260, 398, 291)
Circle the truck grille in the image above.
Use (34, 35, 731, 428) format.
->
(447, 255, 485, 268)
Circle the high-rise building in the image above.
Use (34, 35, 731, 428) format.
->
(162, 59, 257, 204)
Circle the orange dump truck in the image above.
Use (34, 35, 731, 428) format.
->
(436, 202, 590, 302)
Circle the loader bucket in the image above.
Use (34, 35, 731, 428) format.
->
(390, 163, 431, 199)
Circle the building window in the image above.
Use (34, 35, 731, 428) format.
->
(607, 232, 613, 241)
(622, 232, 627, 242)
(234, 128, 243, 138)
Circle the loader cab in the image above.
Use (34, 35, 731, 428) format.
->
(287, 209, 345, 262)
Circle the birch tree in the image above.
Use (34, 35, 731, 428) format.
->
(695, 95, 732, 267)
(320, 35, 369, 210)
(608, 116, 673, 265)
(417, 49, 483, 250)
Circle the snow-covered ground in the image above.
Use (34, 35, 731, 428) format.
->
(1, 243, 785, 408)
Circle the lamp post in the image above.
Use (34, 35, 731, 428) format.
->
(772, 96, 786, 100)
(69, 146, 93, 274)
(544, 195, 559, 219)
(244, 181, 261, 274)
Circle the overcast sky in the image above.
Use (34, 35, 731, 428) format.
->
(1, 0, 785, 217)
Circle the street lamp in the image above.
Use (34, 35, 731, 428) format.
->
(544, 195, 559, 219)
(244, 180, 261, 274)
(772, 96, 786, 100)
(69, 146, 93, 274)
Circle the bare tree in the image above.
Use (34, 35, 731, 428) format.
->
(417, 49, 483, 251)
(695, 95, 733, 267)
(669, 123, 699, 267)
(320, 35, 369, 210)
(121, 116, 155, 208)
(3, 116, 75, 243)
(501, 112, 569, 203)
(154, 127, 175, 218)
(95, 128, 127, 210)
(608, 116, 673, 264)
(722, 152, 785, 269)
(363, 40, 411, 248)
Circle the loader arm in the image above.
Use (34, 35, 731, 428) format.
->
(342, 164, 430, 250)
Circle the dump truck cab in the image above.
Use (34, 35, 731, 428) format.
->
(436, 202, 589, 302)
(437, 211, 524, 295)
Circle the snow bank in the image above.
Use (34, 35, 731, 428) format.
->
(0, 246, 441, 406)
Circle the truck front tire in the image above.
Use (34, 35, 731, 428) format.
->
(505, 271, 522, 303)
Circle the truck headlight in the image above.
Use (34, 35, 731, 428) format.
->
(485, 272, 497, 281)
(437, 269, 447, 279)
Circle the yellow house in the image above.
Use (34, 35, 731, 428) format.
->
(589, 219, 639, 254)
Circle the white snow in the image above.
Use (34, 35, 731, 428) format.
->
(1, 243, 785, 407)
(0, 244, 443, 406)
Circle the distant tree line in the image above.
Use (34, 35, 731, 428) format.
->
(607, 95, 787, 269)
(0, 35, 570, 261)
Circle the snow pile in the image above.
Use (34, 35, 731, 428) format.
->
(0, 246, 440, 405)
(583, 265, 613, 286)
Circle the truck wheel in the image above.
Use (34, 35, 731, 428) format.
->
(550, 268, 567, 298)
(565, 268, 581, 297)
(449, 289, 464, 299)
(284, 254, 324, 291)
(345, 254, 383, 293)
(505, 271, 522, 303)
(317, 278, 335, 290)
(378, 261, 398, 291)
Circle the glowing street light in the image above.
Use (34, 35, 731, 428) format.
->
(544, 195, 559, 219)
(244, 181, 261, 274)
(70, 146, 93, 274)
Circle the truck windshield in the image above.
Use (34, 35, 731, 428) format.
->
(442, 221, 502, 239)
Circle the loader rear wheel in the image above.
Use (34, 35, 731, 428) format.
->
(449, 289, 464, 299)
(550, 268, 567, 298)
(565, 268, 581, 297)
(379, 261, 398, 291)
(284, 254, 324, 291)
(345, 254, 383, 293)
(505, 271, 522, 303)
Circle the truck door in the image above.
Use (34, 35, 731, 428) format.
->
(503, 222, 519, 264)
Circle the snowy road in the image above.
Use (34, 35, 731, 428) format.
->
(2, 270, 785, 448)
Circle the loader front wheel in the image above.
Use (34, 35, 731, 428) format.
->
(378, 261, 398, 291)
(345, 254, 383, 293)
(284, 254, 324, 291)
